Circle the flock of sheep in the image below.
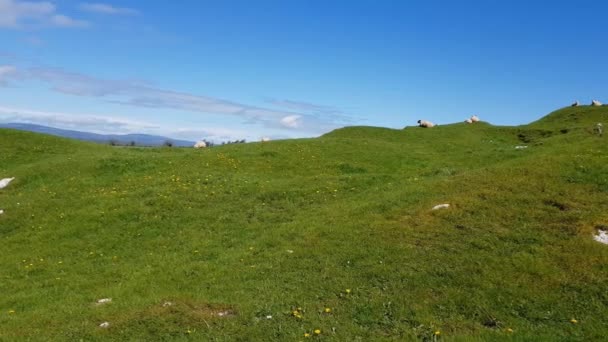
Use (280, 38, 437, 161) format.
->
(572, 100, 603, 107)
(418, 100, 605, 129)
(417, 115, 480, 128)
(192, 101, 605, 146)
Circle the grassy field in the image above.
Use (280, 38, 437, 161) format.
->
(1, 106, 607, 341)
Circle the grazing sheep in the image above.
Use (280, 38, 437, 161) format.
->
(592, 100, 602, 106)
(261, 137, 271, 142)
(596, 123, 603, 137)
(470, 115, 480, 122)
(465, 118, 473, 124)
(417, 120, 435, 128)
(571, 101, 579, 107)
(0, 177, 14, 189)
(193, 141, 207, 149)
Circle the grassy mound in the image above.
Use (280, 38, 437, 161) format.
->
(1, 106, 607, 340)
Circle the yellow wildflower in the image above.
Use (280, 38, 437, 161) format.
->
(324, 307, 331, 313)
(314, 329, 321, 335)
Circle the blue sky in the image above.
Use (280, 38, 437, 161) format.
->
(1, 0, 607, 142)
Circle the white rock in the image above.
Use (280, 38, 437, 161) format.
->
(266, 315, 273, 319)
(432, 204, 450, 210)
(162, 301, 174, 307)
(96, 298, 112, 305)
(594, 230, 608, 245)
(99, 322, 110, 328)
(0, 177, 15, 189)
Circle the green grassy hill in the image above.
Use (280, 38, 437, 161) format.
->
(1, 106, 607, 341)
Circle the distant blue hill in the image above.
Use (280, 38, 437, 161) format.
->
(0, 123, 195, 147)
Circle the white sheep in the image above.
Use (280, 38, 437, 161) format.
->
(596, 123, 603, 136)
(261, 137, 271, 142)
(592, 100, 602, 106)
(464, 118, 473, 124)
(193, 141, 207, 149)
(571, 101, 579, 107)
(417, 120, 435, 128)
(0, 177, 14, 189)
(470, 115, 480, 122)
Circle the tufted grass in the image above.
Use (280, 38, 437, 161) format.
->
(1, 106, 607, 341)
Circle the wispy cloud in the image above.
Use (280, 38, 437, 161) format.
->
(267, 98, 359, 124)
(0, 105, 266, 141)
(4, 65, 353, 133)
(0, 105, 159, 133)
(80, 3, 138, 15)
(0, 0, 89, 28)
(0, 65, 18, 85)
(279, 115, 302, 128)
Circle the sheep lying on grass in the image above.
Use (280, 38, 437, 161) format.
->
(470, 115, 480, 122)
(193, 141, 207, 149)
(417, 120, 435, 128)
(465, 118, 473, 124)
(592, 100, 602, 106)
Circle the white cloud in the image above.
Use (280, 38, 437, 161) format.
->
(280, 115, 303, 128)
(0, 105, 158, 133)
(50, 14, 88, 27)
(0, 65, 18, 85)
(0, 105, 262, 141)
(80, 3, 138, 15)
(9, 66, 335, 130)
(1, 64, 355, 135)
(0, 0, 88, 28)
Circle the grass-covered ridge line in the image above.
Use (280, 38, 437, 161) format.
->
(1, 106, 607, 341)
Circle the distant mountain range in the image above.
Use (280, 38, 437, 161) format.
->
(0, 123, 195, 147)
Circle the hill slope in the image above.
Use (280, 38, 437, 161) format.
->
(1, 107, 607, 341)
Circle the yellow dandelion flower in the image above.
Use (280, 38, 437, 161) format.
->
(570, 318, 578, 324)
(507, 328, 513, 333)
(314, 329, 321, 334)
(434, 330, 441, 336)
(324, 307, 331, 313)
(8, 310, 15, 314)
(345, 289, 351, 294)
(304, 332, 311, 338)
